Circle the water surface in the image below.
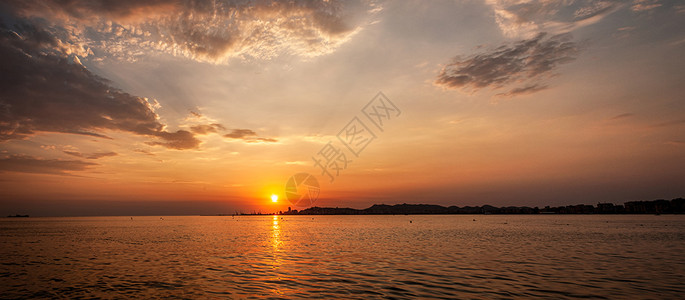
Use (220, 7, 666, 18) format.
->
(1, 215, 684, 298)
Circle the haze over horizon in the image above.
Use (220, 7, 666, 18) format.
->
(1, 0, 684, 216)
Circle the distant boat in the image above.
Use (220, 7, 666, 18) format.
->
(7, 214, 29, 218)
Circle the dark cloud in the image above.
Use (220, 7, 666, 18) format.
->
(610, 113, 635, 120)
(0, 19, 200, 149)
(63, 151, 118, 159)
(4, 0, 373, 62)
(496, 84, 548, 98)
(0, 155, 96, 175)
(190, 123, 226, 135)
(436, 32, 577, 96)
(224, 129, 257, 139)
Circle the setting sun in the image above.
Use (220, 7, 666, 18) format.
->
(271, 194, 278, 203)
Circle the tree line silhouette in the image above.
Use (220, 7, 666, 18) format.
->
(278, 198, 685, 215)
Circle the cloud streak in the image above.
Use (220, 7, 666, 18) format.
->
(486, 0, 623, 38)
(224, 129, 277, 143)
(436, 32, 577, 96)
(224, 129, 257, 139)
(190, 124, 226, 135)
(495, 84, 548, 98)
(63, 151, 118, 159)
(0, 155, 96, 175)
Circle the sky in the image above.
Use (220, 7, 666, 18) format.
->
(1, 0, 684, 216)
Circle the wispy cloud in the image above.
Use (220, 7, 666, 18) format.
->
(190, 124, 226, 135)
(63, 151, 118, 159)
(146, 130, 200, 150)
(224, 129, 257, 139)
(0, 155, 96, 175)
(496, 84, 548, 98)
(134, 148, 155, 156)
(486, 0, 623, 38)
(245, 137, 278, 144)
(610, 113, 635, 120)
(652, 119, 685, 128)
(631, 0, 662, 12)
(666, 140, 685, 146)
(436, 32, 577, 96)
(5, 0, 376, 63)
(224, 129, 277, 143)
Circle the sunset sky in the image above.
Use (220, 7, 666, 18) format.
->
(1, 0, 684, 216)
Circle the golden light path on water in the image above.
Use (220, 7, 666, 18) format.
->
(271, 215, 283, 296)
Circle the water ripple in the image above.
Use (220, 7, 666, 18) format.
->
(1, 215, 684, 298)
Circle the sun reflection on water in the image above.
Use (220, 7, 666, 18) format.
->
(272, 215, 281, 249)
(270, 215, 284, 295)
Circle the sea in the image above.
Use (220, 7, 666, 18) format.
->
(1, 215, 684, 299)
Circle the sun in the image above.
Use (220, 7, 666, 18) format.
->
(271, 194, 279, 203)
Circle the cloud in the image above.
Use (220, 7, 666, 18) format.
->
(436, 32, 577, 95)
(146, 130, 200, 150)
(0, 1, 361, 151)
(677, 4, 685, 14)
(63, 151, 118, 159)
(496, 84, 548, 98)
(224, 129, 257, 139)
(4, 0, 375, 63)
(245, 137, 278, 143)
(0, 155, 96, 175)
(486, 0, 623, 38)
(190, 123, 226, 135)
(652, 119, 685, 128)
(610, 113, 635, 120)
(224, 129, 277, 143)
(631, 0, 662, 12)
(134, 148, 155, 156)
(0, 19, 202, 149)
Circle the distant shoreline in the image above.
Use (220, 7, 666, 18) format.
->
(6, 198, 683, 218)
(241, 197, 685, 216)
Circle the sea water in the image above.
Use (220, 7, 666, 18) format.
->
(1, 215, 684, 298)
